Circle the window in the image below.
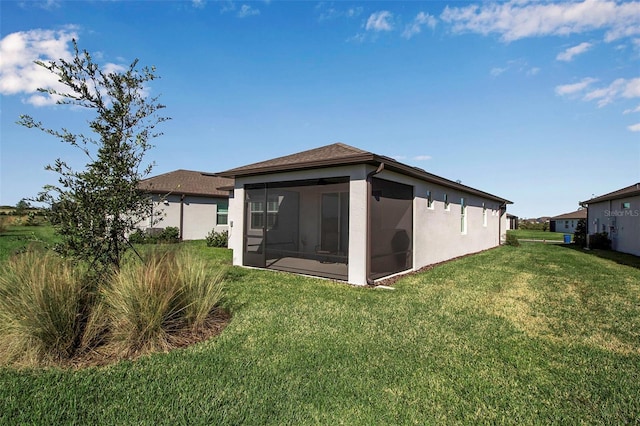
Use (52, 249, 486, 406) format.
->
(482, 202, 487, 227)
(426, 190, 433, 209)
(460, 197, 467, 234)
(622, 202, 631, 209)
(216, 200, 229, 225)
(444, 193, 450, 210)
(249, 196, 280, 229)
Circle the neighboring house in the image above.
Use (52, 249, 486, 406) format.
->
(137, 169, 233, 240)
(580, 183, 640, 256)
(549, 209, 587, 233)
(506, 213, 518, 230)
(218, 143, 512, 286)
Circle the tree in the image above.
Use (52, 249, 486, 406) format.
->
(14, 199, 31, 215)
(18, 40, 169, 272)
(574, 218, 587, 247)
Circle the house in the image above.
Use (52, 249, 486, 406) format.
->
(137, 169, 233, 240)
(218, 143, 512, 285)
(549, 209, 587, 233)
(580, 183, 640, 256)
(506, 213, 518, 230)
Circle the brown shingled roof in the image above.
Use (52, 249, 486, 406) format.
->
(581, 183, 640, 205)
(138, 170, 232, 198)
(219, 143, 512, 204)
(219, 143, 372, 175)
(551, 209, 587, 220)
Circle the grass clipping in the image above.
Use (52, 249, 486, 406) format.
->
(0, 248, 228, 368)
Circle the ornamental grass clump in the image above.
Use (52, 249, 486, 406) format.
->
(102, 249, 186, 356)
(100, 248, 227, 358)
(0, 250, 92, 367)
(177, 250, 226, 332)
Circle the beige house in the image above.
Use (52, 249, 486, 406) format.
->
(219, 143, 512, 285)
(580, 183, 640, 256)
(137, 170, 233, 240)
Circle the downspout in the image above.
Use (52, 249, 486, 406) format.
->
(499, 202, 506, 245)
(179, 194, 185, 241)
(366, 162, 385, 285)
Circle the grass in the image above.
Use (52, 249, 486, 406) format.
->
(508, 229, 566, 241)
(0, 226, 228, 366)
(0, 224, 59, 262)
(1, 242, 639, 424)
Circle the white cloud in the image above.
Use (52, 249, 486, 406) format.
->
(555, 77, 598, 96)
(402, 12, 437, 39)
(413, 155, 432, 161)
(192, 0, 206, 9)
(628, 123, 640, 131)
(490, 67, 507, 77)
(238, 4, 260, 18)
(583, 77, 640, 107)
(0, 28, 77, 106)
(366, 11, 393, 32)
(490, 59, 539, 78)
(441, 0, 640, 42)
(316, 4, 362, 22)
(623, 104, 640, 114)
(556, 42, 593, 61)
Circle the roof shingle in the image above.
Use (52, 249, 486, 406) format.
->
(581, 183, 640, 205)
(219, 142, 512, 204)
(138, 170, 232, 198)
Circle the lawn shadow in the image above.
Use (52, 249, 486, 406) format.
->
(559, 243, 640, 270)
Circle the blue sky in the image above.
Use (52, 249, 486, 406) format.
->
(1, 0, 639, 218)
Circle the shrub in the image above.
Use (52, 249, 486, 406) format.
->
(25, 212, 40, 226)
(573, 219, 587, 247)
(128, 229, 147, 244)
(0, 216, 8, 234)
(128, 227, 180, 245)
(589, 232, 611, 250)
(206, 229, 229, 248)
(0, 251, 92, 366)
(158, 226, 180, 244)
(504, 232, 520, 247)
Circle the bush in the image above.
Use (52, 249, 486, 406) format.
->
(504, 232, 520, 247)
(206, 229, 229, 248)
(574, 219, 587, 247)
(0, 251, 92, 366)
(128, 227, 180, 244)
(128, 229, 147, 244)
(0, 246, 227, 366)
(589, 232, 611, 250)
(157, 226, 180, 244)
(0, 216, 8, 234)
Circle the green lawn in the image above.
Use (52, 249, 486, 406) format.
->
(507, 229, 566, 241)
(1, 238, 639, 424)
(0, 224, 59, 262)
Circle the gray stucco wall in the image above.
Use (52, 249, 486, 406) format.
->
(588, 195, 640, 256)
(228, 164, 508, 285)
(139, 194, 228, 241)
